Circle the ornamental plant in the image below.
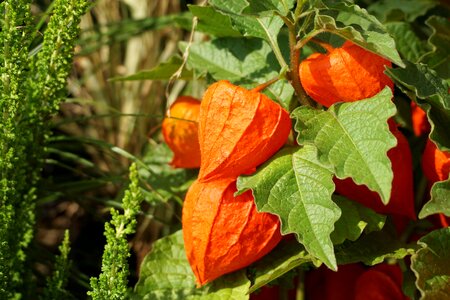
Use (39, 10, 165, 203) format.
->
(131, 1, 450, 299)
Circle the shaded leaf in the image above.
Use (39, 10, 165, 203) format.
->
(385, 61, 450, 151)
(110, 56, 192, 81)
(335, 229, 416, 265)
(411, 228, 450, 300)
(248, 240, 316, 293)
(133, 231, 250, 300)
(367, 0, 438, 23)
(419, 179, 450, 219)
(237, 146, 340, 270)
(189, 5, 242, 37)
(244, 0, 295, 16)
(331, 196, 386, 245)
(385, 22, 428, 62)
(420, 16, 450, 80)
(208, 0, 249, 15)
(292, 87, 397, 204)
(313, 1, 404, 67)
(231, 15, 284, 42)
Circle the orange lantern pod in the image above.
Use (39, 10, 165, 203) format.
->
(422, 138, 450, 183)
(299, 41, 393, 107)
(182, 179, 282, 287)
(410, 101, 430, 136)
(197, 80, 291, 182)
(162, 96, 201, 168)
(334, 121, 415, 220)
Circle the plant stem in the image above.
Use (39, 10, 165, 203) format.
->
(251, 77, 280, 93)
(256, 17, 289, 71)
(281, 16, 313, 106)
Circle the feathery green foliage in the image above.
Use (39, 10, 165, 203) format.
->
(41, 230, 72, 300)
(89, 163, 143, 300)
(0, 0, 89, 297)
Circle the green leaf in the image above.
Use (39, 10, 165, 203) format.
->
(208, 0, 249, 15)
(411, 228, 450, 300)
(244, 0, 295, 16)
(313, 1, 405, 67)
(419, 180, 450, 219)
(331, 196, 386, 245)
(292, 87, 397, 204)
(248, 240, 316, 293)
(189, 5, 242, 37)
(264, 79, 295, 112)
(367, 0, 438, 23)
(420, 16, 450, 80)
(133, 231, 250, 300)
(385, 61, 450, 151)
(110, 56, 192, 81)
(385, 22, 428, 62)
(237, 146, 341, 270)
(231, 15, 284, 42)
(335, 229, 416, 265)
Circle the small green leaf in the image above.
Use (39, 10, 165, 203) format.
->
(420, 16, 450, 80)
(335, 229, 416, 265)
(248, 240, 315, 293)
(419, 180, 450, 219)
(331, 196, 386, 245)
(385, 22, 428, 62)
(110, 56, 192, 81)
(385, 61, 450, 151)
(133, 231, 250, 300)
(237, 146, 340, 270)
(189, 5, 242, 37)
(411, 228, 450, 300)
(367, 0, 438, 23)
(292, 87, 397, 204)
(313, 1, 404, 67)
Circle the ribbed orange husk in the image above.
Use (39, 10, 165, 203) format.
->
(334, 121, 416, 220)
(197, 80, 291, 182)
(182, 178, 282, 287)
(411, 102, 430, 136)
(299, 41, 393, 107)
(422, 139, 450, 183)
(162, 96, 201, 168)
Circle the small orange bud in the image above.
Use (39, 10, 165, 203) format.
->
(182, 179, 282, 286)
(198, 80, 291, 182)
(299, 41, 393, 107)
(162, 96, 201, 168)
(411, 102, 430, 136)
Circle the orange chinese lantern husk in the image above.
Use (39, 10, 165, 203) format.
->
(197, 80, 291, 182)
(411, 101, 430, 136)
(182, 179, 282, 287)
(299, 41, 393, 107)
(162, 96, 201, 168)
(422, 138, 450, 183)
(334, 121, 416, 220)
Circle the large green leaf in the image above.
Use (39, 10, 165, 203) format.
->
(419, 180, 450, 219)
(189, 5, 242, 37)
(248, 240, 317, 293)
(231, 15, 284, 42)
(335, 229, 416, 265)
(110, 56, 193, 81)
(133, 231, 250, 300)
(385, 61, 450, 151)
(292, 87, 397, 204)
(331, 196, 386, 245)
(420, 16, 450, 80)
(208, 0, 249, 15)
(385, 22, 428, 62)
(411, 228, 450, 300)
(237, 146, 340, 270)
(312, 1, 404, 67)
(244, 0, 295, 16)
(367, 0, 438, 23)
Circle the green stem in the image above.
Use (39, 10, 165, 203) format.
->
(256, 17, 289, 70)
(281, 16, 313, 106)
